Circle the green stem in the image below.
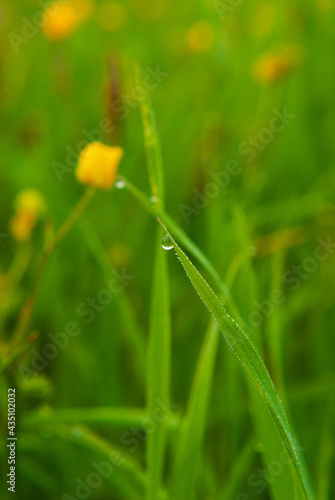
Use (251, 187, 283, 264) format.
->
(10, 188, 95, 351)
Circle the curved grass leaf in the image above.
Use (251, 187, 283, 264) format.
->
(158, 220, 313, 500)
(123, 178, 245, 329)
(231, 204, 296, 500)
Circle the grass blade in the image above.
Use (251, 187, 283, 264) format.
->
(146, 228, 171, 500)
(172, 319, 219, 499)
(123, 178, 245, 329)
(137, 82, 171, 500)
(135, 64, 164, 205)
(232, 204, 296, 500)
(158, 221, 313, 500)
(21, 406, 181, 430)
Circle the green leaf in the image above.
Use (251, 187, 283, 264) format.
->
(137, 76, 171, 500)
(172, 318, 219, 500)
(21, 405, 181, 431)
(135, 64, 165, 205)
(123, 178, 245, 329)
(231, 204, 296, 500)
(22, 407, 148, 427)
(158, 220, 313, 500)
(146, 228, 171, 500)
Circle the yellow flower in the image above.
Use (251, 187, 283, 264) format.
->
(9, 189, 46, 242)
(252, 45, 303, 83)
(75, 142, 124, 190)
(43, 0, 93, 40)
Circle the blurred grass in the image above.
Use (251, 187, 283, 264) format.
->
(0, 0, 335, 499)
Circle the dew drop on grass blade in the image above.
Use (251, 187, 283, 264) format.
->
(158, 220, 313, 500)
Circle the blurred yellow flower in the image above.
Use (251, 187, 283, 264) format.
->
(252, 45, 303, 83)
(186, 21, 215, 53)
(10, 189, 46, 242)
(98, 2, 127, 31)
(75, 142, 124, 190)
(43, 0, 93, 40)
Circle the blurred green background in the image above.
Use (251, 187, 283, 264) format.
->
(0, 0, 335, 498)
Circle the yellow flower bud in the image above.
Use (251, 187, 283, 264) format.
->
(14, 190, 46, 215)
(9, 189, 46, 242)
(9, 212, 36, 242)
(75, 142, 124, 190)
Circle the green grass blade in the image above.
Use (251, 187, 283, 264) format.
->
(135, 64, 164, 205)
(316, 402, 334, 500)
(22, 407, 147, 427)
(123, 178, 245, 328)
(232, 204, 296, 500)
(158, 221, 313, 500)
(22, 406, 181, 430)
(267, 250, 286, 393)
(146, 228, 171, 500)
(137, 87, 171, 500)
(172, 319, 219, 500)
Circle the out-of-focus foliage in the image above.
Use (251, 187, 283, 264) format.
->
(0, 0, 335, 499)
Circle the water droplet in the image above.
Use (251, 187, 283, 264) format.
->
(161, 234, 173, 250)
(150, 196, 158, 204)
(115, 177, 126, 189)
